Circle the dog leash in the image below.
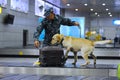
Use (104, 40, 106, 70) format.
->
(78, 25, 81, 38)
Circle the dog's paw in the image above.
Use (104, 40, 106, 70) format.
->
(81, 64, 87, 66)
(81, 61, 90, 66)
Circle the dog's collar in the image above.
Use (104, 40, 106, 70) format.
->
(60, 38, 64, 43)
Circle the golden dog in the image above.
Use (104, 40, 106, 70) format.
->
(51, 34, 112, 66)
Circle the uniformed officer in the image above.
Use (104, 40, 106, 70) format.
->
(33, 7, 80, 48)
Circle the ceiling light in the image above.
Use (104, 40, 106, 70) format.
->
(84, 3, 88, 6)
(75, 9, 78, 11)
(95, 12, 98, 15)
(90, 9, 93, 11)
(109, 14, 112, 17)
(108, 12, 111, 15)
(67, 4, 70, 6)
(98, 15, 100, 17)
(106, 8, 109, 11)
(102, 3, 106, 5)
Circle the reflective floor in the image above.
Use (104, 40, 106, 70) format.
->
(0, 74, 118, 80)
(0, 58, 119, 80)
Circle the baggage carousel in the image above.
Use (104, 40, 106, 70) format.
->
(0, 74, 118, 80)
(0, 61, 118, 80)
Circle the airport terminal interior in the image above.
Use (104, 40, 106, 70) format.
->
(0, 0, 120, 80)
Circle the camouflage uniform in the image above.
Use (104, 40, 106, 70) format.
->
(33, 15, 76, 47)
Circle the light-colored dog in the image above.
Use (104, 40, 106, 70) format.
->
(51, 34, 112, 66)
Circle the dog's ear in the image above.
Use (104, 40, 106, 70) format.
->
(56, 34, 64, 43)
(55, 35, 60, 42)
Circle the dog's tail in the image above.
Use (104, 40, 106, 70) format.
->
(93, 40, 112, 45)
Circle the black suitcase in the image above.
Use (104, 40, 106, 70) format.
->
(39, 46, 65, 67)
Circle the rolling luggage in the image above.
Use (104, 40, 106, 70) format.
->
(39, 46, 65, 67)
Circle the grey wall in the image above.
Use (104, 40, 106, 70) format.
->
(90, 17, 118, 39)
(0, 0, 39, 48)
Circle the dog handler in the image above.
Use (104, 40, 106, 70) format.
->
(33, 7, 80, 66)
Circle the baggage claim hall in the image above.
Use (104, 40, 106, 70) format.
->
(0, 0, 120, 80)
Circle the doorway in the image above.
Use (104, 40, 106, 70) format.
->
(23, 30, 28, 47)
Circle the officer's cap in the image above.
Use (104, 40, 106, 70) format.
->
(44, 7, 54, 17)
